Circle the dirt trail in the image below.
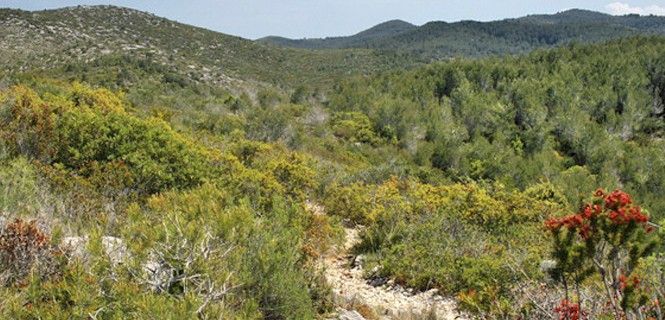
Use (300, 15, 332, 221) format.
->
(307, 202, 467, 320)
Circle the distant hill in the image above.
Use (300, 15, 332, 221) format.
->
(0, 5, 408, 90)
(258, 9, 665, 59)
(259, 19, 417, 49)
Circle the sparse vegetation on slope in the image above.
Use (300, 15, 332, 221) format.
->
(0, 5, 410, 91)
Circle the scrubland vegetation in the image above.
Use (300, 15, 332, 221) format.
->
(1, 5, 665, 320)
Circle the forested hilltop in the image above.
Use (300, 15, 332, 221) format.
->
(0, 5, 665, 320)
(260, 9, 665, 60)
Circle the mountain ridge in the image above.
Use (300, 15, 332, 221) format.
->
(258, 8, 665, 59)
(258, 19, 417, 49)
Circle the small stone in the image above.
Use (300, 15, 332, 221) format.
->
(540, 259, 557, 272)
(0, 213, 7, 227)
(540, 259, 557, 283)
(60, 236, 129, 265)
(62, 236, 88, 258)
(369, 277, 387, 287)
(353, 255, 365, 268)
(102, 236, 129, 265)
(338, 310, 366, 320)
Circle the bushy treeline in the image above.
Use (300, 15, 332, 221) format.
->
(327, 36, 665, 218)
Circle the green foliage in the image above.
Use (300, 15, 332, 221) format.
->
(0, 157, 41, 214)
(324, 182, 374, 225)
(0, 184, 333, 319)
(334, 178, 564, 316)
(129, 184, 326, 319)
(266, 153, 316, 201)
(328, 37, 665, 220)
(331, 111, 382, 145)
(327, 177, 562, 229)
(0, 84, 219, 195)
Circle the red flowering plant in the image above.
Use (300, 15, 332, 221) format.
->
(545, 189, 660, 320)
(554, 299, 586, 320)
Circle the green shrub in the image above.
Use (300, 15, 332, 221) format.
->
(0, 84, 221, 195)
(133, 185, 325, 319)
(0, 157, 41, 214)
(331, 112, 381, 145)
(323, 182, 374, 225)
(342, 178, 563, 315)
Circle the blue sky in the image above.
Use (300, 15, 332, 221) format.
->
(2, 1, 665, 39)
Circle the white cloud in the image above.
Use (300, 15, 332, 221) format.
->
(606, 2, 665, 16)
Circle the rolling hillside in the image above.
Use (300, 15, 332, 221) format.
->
(0, 5, 408, 90)
(259, 9, 665, 59)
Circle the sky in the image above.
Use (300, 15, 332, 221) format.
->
(1, 1, 665, 39)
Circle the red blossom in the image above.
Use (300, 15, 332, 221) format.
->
(594, 188, 605, 197)
(545, 218, 563, 231)
(546, 189, 653, 238)
(554, 300, 586, 320)
(582, 205, 593, 219)
(605, 190, 632, 209)
(593, 204, 602, 214)
(619, 274, 628, 291)
(618, 273, 641, 291)
(608, 210, 619, 221)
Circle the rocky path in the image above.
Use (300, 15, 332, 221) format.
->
(307, 202, 467, 320)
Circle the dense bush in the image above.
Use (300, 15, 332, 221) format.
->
(0, 81, 333, 318)
(0, 84, 220, 195)
(123, 184, 331, 319)
(0, 179, 332, 319)
(330, 111, 382, 145)
(324, 177, 565, 316)
(326, 177, 561, 229)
